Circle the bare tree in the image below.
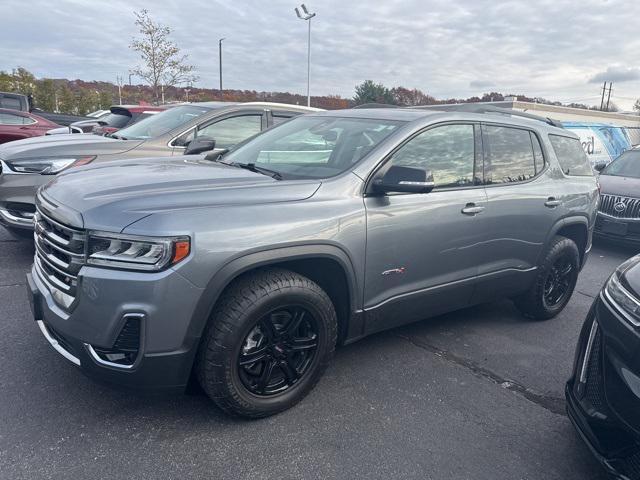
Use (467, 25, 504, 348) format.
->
(130, 10, 197, 102)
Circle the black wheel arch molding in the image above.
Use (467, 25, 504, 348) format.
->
(541, 214, 592, 269)
(187, 242, 363, 348)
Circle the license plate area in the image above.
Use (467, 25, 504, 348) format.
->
(601, 219, 628, 236)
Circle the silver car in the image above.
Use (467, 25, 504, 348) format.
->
(26, 107, 598, 417)
(0, 102, 320, 232)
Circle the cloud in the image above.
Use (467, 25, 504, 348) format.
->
(589, 66, 640, 84)
(469, 80, 496, 89)
(1, 0, 640, 109)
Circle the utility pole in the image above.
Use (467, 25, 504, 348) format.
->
(295, 4, 316, 107)
(219, 38, 225, 97)
(605, 82, 613, 111)
(116, 75, 123, 105)
(600, 81, 606, 111)
(128, 73, 134, 86)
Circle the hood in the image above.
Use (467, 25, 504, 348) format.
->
(41, 157, 321, 231)
(0, 133, 142, 160)
(598, 174, 640, 198)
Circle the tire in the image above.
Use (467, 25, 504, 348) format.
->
(515, 236, 580, 320)
(196, 268, 337, 418)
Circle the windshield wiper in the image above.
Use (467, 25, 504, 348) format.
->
(110, 133, 127, 140)
(232, 162, 282, 180)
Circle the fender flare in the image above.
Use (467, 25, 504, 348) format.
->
(186, 243, 361, 341)
(540, 215, 590, 265)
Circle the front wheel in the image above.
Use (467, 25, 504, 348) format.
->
(515, 236, 580, 320)
(196, 268, 337, 418)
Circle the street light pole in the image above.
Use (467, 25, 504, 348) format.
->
(295, 4, 316, 107)
(219, 38, 225, 97)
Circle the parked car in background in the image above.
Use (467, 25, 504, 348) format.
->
(0, 108, 61, 144)
(86, 109, 110, 118)
(567, 254, 640, 479)
(594, 147, 640, 245)
(0, 92, 30, 111)
(26, 107, 597, 417)
(0, 102, 320, 232)
(46, 105, 167, 136)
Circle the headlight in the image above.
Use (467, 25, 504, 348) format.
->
(6, 156, 95, 174)
(605, 255, 640, 326)
(87, 232, 191, 271)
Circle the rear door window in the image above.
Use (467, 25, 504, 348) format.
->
(549, 134, 593, 176)
(482, 125, 537, 184)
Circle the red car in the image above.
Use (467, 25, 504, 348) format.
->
(0, 108, 61, 144)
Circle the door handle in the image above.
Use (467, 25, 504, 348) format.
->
(545, 197, 561, 208)
(461, 203, 485, 215)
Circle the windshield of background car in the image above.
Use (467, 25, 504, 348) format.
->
(101, 112, 131, 128)
(222, 116, 403, 179)
(115, 105, 210, 140)
(601, 150, 640, 178)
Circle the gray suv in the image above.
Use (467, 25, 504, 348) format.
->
(26, 107, 598, 417)
(0, 102, 319, 232)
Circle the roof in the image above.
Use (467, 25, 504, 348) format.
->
(312, 108, 436, 121)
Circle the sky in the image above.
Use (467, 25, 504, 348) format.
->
(1, 0, 639, 109)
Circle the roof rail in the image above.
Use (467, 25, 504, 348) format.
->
(352, 103, 397, 109)
(412, 104, 564, 128)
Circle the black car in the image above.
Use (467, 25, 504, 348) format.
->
(567, 254, 640, 479)
(595, 148, 640, 244)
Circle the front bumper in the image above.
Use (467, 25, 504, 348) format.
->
(566, 295, 640, 479)
(27, 259, 205, 392)
(595, 212, 640, 245)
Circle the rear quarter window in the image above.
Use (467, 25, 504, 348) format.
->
(549, 134, 593, 176)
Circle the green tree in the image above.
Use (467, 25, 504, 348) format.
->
(36, 79, 56, 111)
(0, 71, 12, 91)
(76, 90, 96, 115)
(12, 67, 36, 96)
(353, 80, 395, 105)
(99, 91, 113, 109)
(58, 86, 76, 114)
(130, 9, 197, 102)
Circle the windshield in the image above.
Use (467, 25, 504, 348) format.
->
(115, 105, 210, 140)
(222, 116, 403, 179)
(601, 150, 640, 178)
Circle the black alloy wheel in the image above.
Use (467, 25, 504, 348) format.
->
(238, 306, 319, 396)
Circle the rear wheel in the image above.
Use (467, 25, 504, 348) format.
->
(196, 268, 337, 418)
(515, 236, 580, 320)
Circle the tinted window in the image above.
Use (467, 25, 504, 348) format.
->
(272, 115, 293, 126)
(549, 134, 593, 176)
(389, 124, 476, 189)
(116, 105, 210, 140)
(0, 113, 33, 125)
(197, 115, 262, 149)
(101, 112, 132, 128)
(601, 150, 640, 178)
(484, 126, 536, 184)
(223, 116, 402, 180)
(0, 97, 22, 110)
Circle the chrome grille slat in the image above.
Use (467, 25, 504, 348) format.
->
(598, 194, 640, 220)
(34, 207, 86, 308)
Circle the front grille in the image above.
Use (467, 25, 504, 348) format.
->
(599, 194, 640, 219)
(585, 327, 606, 410)
(33, 208, 86, 308)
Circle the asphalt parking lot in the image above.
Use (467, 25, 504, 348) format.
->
(0, 226, 635, 480)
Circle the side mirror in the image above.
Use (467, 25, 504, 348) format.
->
(373, 165, 434, 194)
(594, 162, 606, 172)
(185, 136, 216, 155)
